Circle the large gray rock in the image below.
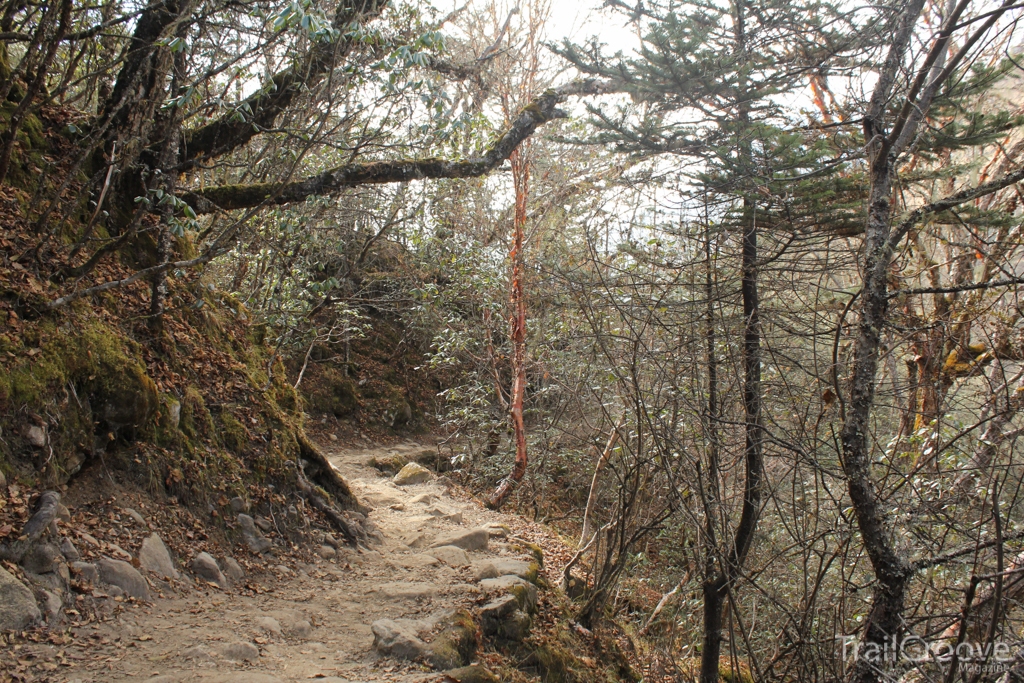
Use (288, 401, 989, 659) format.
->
(425, 545, 471, 567)
(139, 534, 178, 579)
(96, 558, 150, 600)
(371, 619, 429, 659)
(393, 462, 432, 486)
(479, 575, 537, 613)
(191, 552, 228, 589)
(0, 566, 41, 631)
(430, 528, 488, 552)
(237, 514, 272, 554)
(480, 595, 531, 641)
(21, 542, 62, 575)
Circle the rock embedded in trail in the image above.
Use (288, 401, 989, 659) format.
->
(139, 534, 178, 579)
(190, 552, 229, 589)
(0, 566, 42, 630)
(426, 545, 472, 567)
(216, 640, 260, 662)
(479, 575, 538, 613)
(394, 462, 432, 486)
(371, 618, 429, 660)
(318, 545, 337, 560)
(430, 528, 489, 552)
(96, 558, 150, 600)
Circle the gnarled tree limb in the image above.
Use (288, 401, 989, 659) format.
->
(182, 80, 610, 214)
(181, 0, 390, 167)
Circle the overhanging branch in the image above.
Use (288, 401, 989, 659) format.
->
(888, 164, 1024, 250)
(183, 80, 610, 215)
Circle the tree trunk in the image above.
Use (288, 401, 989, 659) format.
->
(838, 3, 926, 680)
(699, 4, 764, 680)
(489, 146, 530, 510)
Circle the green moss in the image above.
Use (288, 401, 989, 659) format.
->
(219, 411, 248, 452)
(531, 641, 574, 682)
(429, 609, 479, 670)
(512, 541, 544, 567)
(181, 386, 214, 440)
(304, 367, 358, 417)
(0, 321, 159, 484)
(368, 453, 408, 474)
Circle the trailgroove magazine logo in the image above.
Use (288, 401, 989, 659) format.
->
(837, 635, 1014, 674)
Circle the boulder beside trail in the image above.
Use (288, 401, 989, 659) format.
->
(428, 609, 480, 670)
(139, 534, 178, 579)
(96, 558, 150, 600)
(371, 619, 429, 660)
(191, 552, 229, 589)
(0, 566, 42, 631)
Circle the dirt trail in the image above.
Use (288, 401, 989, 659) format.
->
(53, 439, 547, 683)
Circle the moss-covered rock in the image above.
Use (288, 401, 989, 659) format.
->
(304, 367, 358, 417)
(368, 453, 408, 474)
(428, 609, 479, 670)
(0, 321, 159, 483)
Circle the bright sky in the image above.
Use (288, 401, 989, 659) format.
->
(429, 0, 640, 55)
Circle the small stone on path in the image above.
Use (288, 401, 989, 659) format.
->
(394, 462, 432, 486)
